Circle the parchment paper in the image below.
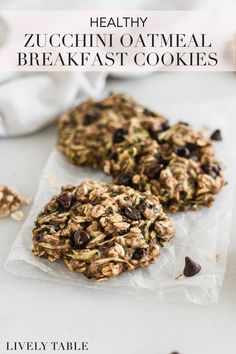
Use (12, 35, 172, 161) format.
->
(5, 100, 235, 304)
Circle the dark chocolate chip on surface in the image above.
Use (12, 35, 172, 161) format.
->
(145, 161, 164, 179)
(83, 113, 100, 126)
(116, 173, 133, 186)
(210, 129, 222, 141)
(132, 248, 145, 260)
(183, 256, 201, 277)
(72, 230, 90, 248)
(58, 192, 73, 209)
(174, 147, 190, 158)
(112, 128, 128, 143)
(123, 206, 141, 220)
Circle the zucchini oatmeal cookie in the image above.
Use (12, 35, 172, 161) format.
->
(58, 93, 167, 168)
(104, 122, 225, 212)
(32, 181, 175, 280)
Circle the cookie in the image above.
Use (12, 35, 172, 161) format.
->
(0, 185, 31, 220)
(32, 181, 175, 280)
(104, 122, 225, 212)
(58, 93, 167, 168)
(0, 185, 21, 218)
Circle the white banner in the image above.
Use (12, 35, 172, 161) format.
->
(0, 11, 235, 71)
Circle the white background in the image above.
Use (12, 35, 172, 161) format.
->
(0, 72, 236, 354)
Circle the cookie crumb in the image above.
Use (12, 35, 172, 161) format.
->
(175, 274, 184, 280)
(0, 185, 31, 221)
(32, 181, 175, 280)
(42, 172, 60, 188)
(11, 210, 24, 221)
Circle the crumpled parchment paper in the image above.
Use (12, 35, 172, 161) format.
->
(5, 100, 235, 304)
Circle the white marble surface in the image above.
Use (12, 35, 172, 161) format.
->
(0, 72, 236, 354)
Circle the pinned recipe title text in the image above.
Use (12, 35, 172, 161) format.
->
(17, 16, 219, 68)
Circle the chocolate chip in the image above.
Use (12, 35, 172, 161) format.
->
(185, 142, 200, 161)
(178, 121, 189, 126)
(35, 234, 44, 242)
(93, 102, 105, 109)
(211, 164, 220, 176)
(112, 128, 128, 143)
(142, 108, 156, 117)
(116, 173, 133, 187)
(149, 121, 170, 140)
(186, 142, 198, 151)
(149, 129, 161, 140)
(201, 164, 210, 174)
(161, 120, 171, 131)
(174, 147, 190, 158)
(118, 228, 130, 236)
(201, 163, 220, 177)
(123, 206, 141, 220)
(108, 151, 118, 160)
(159, 156, 170, 167)
(210, 129, 222, 141)
(58, 192, 73, 209)
(145, 161, 164, 179)
(104, 234, 113, 241)
(134, 154, 142, 163)
(138, 201, 148, 214)
(132, 248, 145, 260)
(72, 230, 90, 248)
(183, 256, 201, 277)
(83, 113, 100, 126)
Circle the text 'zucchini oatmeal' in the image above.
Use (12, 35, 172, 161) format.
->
(58, 93, 225, 212)
(32, 182, 175, 281)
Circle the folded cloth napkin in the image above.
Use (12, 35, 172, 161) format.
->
(0, 72, 107, 136)
(0, 0, 235, 136)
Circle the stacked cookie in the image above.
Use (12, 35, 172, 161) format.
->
(32, 93, 224, 280)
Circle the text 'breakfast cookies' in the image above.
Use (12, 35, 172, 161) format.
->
(58, 93, 224, 212)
